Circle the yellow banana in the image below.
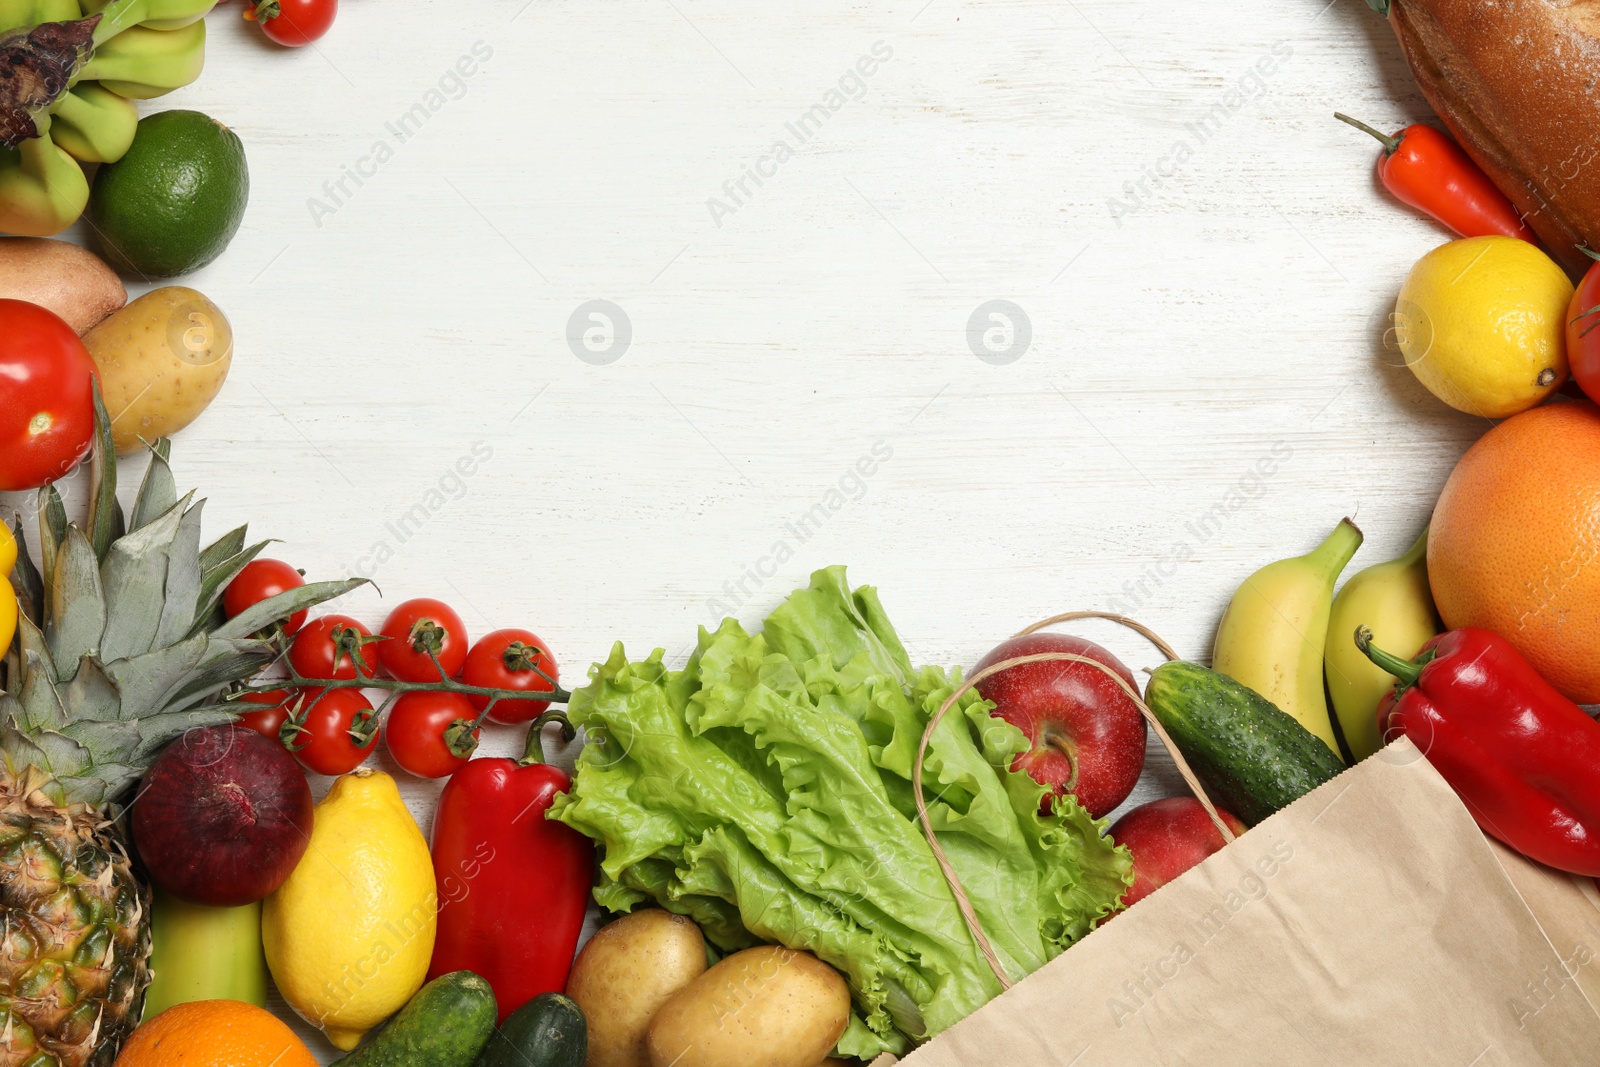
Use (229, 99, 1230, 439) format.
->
(1212, 517, 1363, 757)
(50, 83, 137, 163)
(0, 524, 16, 658)
(80, 19, 205, 99)
(145, 890, 269, 1018)
(1324, 527, 1440, 762)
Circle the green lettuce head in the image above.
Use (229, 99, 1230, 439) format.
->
(550, 566, 1132, 1058)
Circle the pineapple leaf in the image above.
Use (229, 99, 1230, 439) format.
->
(47, 528, 106, 681)
(98, 497, 189, 664)
(0, 727, 54, 798)
(190, 539, 270, 638)
(213, 578, 367, 640)
(26, 728, 94, 781)
(61, 718, 142, 763)
(17, 649, 67, 732)
(163, 638, 275, 713)
(103, 637, 209, 721)
(10, 517, 43, 627)
(154, 501, 205, 650)
(60, 656, 121, 726)
(130, 440, 177, 531)
(199, 523, 248, 574)
(132, 706, 238, 762)
(39, 483, 66, 588)
(14, 615, 51, 687)
(86, 385, 119, 562)
(59, 765, 143, 807)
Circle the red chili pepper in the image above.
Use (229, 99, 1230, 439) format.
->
(1335, 113, 1536, 242)
(428, 714, 594, 1022)
(1359, 626, 1600, 875)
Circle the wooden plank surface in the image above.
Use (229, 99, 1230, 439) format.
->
(2, 0, 1493, 1057)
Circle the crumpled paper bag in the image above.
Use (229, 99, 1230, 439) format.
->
(871, 738, 1600, 1066)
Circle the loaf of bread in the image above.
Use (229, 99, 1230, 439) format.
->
(1388, 0, 1600, 276)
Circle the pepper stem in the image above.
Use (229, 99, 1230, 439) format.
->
(1355, 626, 1422, 685)
(1334, 112, 1401, 155)
(518, 710, 574, 765)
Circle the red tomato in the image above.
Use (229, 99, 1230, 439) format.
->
(0, 300, 98, 492)
(378, 598, 468, 682)
(288, 688, 377, 775)
(289, 615, 378, 681)
(385, 691, 479, 779)
(460, 629, 560, 725)
(1569, 256, 1600, 403)
(236, 688, 295, 741)
(223, 559, 308, 633)
(249, 0, 337, 46)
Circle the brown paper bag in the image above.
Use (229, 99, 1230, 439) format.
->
(872, 739, 1600, 1066)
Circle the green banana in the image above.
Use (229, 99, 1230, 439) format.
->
(0, 129, 88, 235)
(145, 890, 270, 1018)
(84, 0, 219, 41)
(0, 0, 76, 31)
(80, 19, 205, 99)
(1324, 527, 1441, 762)
(0, 0, 216, 232)
(1212, 517, 1364, 757)
(51, 82, 137, 162)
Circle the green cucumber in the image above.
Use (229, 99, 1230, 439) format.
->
(335, 971, 497, 1067)
(474, 993, 587, 1067)
(1145, 661, 1345, 825)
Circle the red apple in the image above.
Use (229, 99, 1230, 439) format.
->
(973, 633, 1145, 819)
(1109, 797, 1247, 907)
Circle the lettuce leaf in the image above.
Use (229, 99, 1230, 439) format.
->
(549, 567, 1131, 1056)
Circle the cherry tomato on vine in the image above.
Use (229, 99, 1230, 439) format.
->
(223, 559, 308, 633)
(236, 688, 295, 740)
(246, 0, 337, 47)
(0, 300, 98, 492)
(378, 598, 468, 682)
(1568, 252, 1600, 403)
(287, 689, 377, 775)
(289, 615, 378, 681)
(385, 691, 479, 779)
(460, 628, 560, 725)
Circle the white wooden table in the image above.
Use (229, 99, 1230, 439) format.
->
(10, 0, 1495, 1057)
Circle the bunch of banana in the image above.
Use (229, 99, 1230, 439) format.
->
(0, 0, 215, 235)
(1212, 519, 1444, 766)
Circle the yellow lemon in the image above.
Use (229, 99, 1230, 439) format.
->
(262, 769, 436, 1051)
(1393, 236, 1573, 418)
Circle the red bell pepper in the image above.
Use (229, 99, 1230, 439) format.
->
(428, 713, 594, 1022)
(1359, 626, 1600, 876)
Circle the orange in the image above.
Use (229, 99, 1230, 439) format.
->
(1429, 400, 1600, 704)
(115, 1000, 318, 1067)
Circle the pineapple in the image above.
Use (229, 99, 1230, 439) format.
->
(0, 419, 358, 1066)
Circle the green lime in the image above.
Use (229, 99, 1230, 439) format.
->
(89, 109, 249, 277)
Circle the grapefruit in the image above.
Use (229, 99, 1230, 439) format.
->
(1428, 401, 1600, 704)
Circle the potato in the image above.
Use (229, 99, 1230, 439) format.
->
(567, 910, 708, 1067)
(0, 237, 125, 334)
(83, 286, 232, 454)
(647, 946, 851, 1067)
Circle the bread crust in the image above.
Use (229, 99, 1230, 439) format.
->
(1391, 0, 1600, 275)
